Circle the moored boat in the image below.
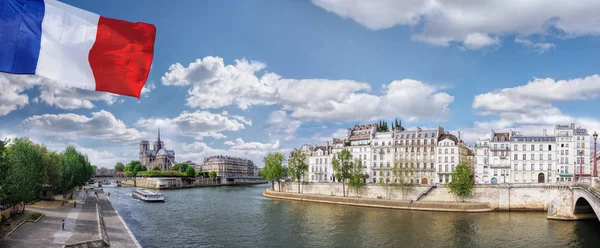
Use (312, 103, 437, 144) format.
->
(132, 188, 165, 202)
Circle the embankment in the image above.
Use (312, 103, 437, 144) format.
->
(275, 182, 573, 211)
(263, 189, 492, 212)
(121, 177, 267, 189)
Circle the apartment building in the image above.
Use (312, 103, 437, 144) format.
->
(435, 132, 470, 184)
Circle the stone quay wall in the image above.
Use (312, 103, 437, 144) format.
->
(121, 177, 266, 189)
(275, 182, 572, 212)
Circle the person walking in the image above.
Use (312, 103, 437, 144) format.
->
(61, 219, 65, 230)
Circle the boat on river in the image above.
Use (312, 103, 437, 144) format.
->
(132, 188, 165, 202)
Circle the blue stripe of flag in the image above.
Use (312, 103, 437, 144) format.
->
(0, 0, 45, 74)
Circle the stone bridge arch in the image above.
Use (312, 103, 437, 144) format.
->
(572, 187, 600, 222)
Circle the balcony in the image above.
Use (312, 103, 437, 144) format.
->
(490, 147, 510, 151)
(490, 164, 510, 168)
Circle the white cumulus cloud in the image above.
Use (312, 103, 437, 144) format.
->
(136, 110, 246, 140)
(162, 56, 454, 122)
(312, 0, 600, 50)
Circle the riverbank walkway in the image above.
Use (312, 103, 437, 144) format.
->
(0, 188, 140, 248)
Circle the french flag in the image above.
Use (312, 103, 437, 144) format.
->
(0, 0, 156, 98)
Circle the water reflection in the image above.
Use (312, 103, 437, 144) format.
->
(104, 185, 600, 248)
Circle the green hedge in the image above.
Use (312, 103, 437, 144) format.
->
(30, 212, 43, 220)
(136, 171, 186, 177)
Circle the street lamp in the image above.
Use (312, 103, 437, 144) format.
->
(594, 131, 598, 177)
(579, 150, 583, 181)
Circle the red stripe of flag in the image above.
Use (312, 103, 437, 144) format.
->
(89, 16, 156, 98)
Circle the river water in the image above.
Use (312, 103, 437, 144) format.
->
(104, 184, 599, 248)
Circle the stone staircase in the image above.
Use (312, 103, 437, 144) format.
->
(415, 185, 436, 201)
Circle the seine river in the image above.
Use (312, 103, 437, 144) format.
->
(105, 184, 599, 248)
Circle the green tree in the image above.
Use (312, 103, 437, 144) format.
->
(41, 150, 61, 192)
(152, 166, 161, 171)
(391, 162, 415, 200)
(348, 159, 365, 197)
(172, 163, 189, 172)
(185, 167, 196, 177)
(448, 163, 473, 201)
(288, 150, 308, 193)
(209, 170, 217, 185)
(332, 149, 353, 197)
(114, 162, 125, 173)
(262, 153, 284, 191)
(99, 167, 108, 175)
(0, 138, 44, 213)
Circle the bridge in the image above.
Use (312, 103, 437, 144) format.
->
(547, 177, 600, 222)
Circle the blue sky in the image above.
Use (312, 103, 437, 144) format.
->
(2, 0, 600, 168)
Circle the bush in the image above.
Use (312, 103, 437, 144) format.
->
(136, 171, 186, 177)
(30, 212, 42, 220)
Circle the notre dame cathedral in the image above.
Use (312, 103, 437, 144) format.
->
(139, 129, 175, 171)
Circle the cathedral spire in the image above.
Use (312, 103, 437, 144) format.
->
(158, 127, 161, 143)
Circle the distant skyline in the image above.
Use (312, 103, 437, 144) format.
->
(2, 0, 600, 168)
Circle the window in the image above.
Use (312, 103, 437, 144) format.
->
(451, 149, 455, 154)
(445, 165, 448, 172)
(548, 145, 552, 151)
(531, 164, 535, 170)
(431, 163, 434, 169)
(445, 148, 448, 154)
(494, 144, 498, 149)
(566, 150, 569, 156)
(523, 145, 526, 151)
(548, 154, 552, 160)
(539, 145, 543, 151)
(373, 171, 377, 176)
(375, 142, 378, 146)
(444, 157, 448, 163)
(531, 144, 535, 151)
(438, 148, 442, 153)
(539, 154, 543, 160)
(438, 165, 442, 172)
(514, 154, 518, 160)
(523, 154, 526, 160)
(522, 164, 526, 170)
(514, 145, 518, 151)
(540, 164, 543, 170)
(451, 157, 455, 163)
(514, 164, 518, 170)
(374, 155, 377, 160)
(387, 162, 390, 168)
(530, 154, 534, 160)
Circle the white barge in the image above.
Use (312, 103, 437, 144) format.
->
(132, 188, 165, 202)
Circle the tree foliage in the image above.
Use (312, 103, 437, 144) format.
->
(448, 163, 473, 201)
(391, 118, 404, 131)
(348, 159, 365, 197)
(124, 160, 146, 176)
(262, 153, 284, 191)
(0, 138, 44, 211)
(137, 171, 186, 177)
(185, 167, 196, 177)
(209, 170, 217, 179)
(376, 120, 390, 132)
(332, 149, 353, 197)
(172, 163, 189, 172)
(114, 162, 125, 173)
(391, 161, 415, 200)
(99, 167, 109, 175)
(288, 150, 308, 193)
(152, 166, 161, 171)
(58, 146, 94, 199)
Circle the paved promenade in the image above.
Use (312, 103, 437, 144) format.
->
(0, 188, 140, 248)
(96, 189, 140, 248)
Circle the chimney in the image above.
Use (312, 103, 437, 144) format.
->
(458, 131, 461, 142)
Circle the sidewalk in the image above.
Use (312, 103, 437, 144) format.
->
(96, 189, 140, 248)
(0, 190, 99, 248)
